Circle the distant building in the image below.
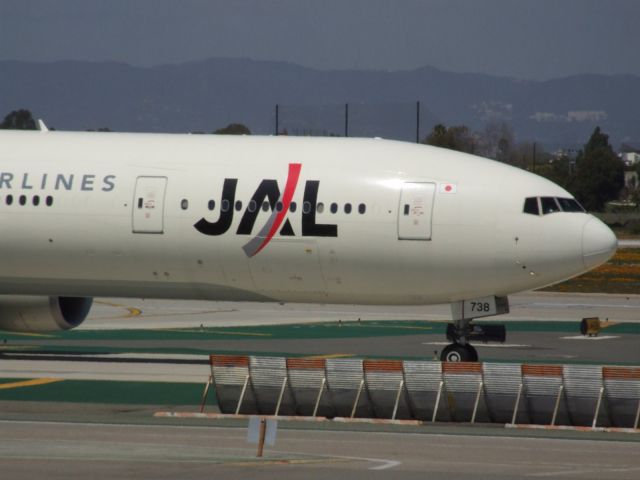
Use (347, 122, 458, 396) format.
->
(625, 170, 638, 189)
(619, 152, 640, 167)
(552, 148, 578, 160)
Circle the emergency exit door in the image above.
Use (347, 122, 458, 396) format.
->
(132, 176, 167, 233)
(398, 182, 436, 240)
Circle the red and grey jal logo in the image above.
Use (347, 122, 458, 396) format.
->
(194, 163, 337, 257)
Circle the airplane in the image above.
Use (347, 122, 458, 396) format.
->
(0, 127, 617, 361)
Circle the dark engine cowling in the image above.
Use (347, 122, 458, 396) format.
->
(0, 296, 93, 332)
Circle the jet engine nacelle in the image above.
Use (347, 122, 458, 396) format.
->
(0, 296, 93, 332)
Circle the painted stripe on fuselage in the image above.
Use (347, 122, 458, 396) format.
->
(242, 163, 302, 257)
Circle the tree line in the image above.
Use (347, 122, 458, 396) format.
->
(424, 122, 626, 212)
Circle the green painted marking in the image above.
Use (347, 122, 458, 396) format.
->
(0, 379, 209, 405)
(2, 320, 638, 342)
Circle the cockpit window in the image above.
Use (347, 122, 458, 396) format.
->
(523, 197, 539, 215)
(541, 197, 561, 214)
(524, 196, 585, 216)
(557, 197, 585, 212)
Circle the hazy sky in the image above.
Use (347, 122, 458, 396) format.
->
(1, 0, 638, 80)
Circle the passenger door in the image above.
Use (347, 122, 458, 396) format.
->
(398, 182, 436, 240)
(132, 176, 167, 234)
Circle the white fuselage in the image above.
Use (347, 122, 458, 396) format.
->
(0, 131, 616, 305)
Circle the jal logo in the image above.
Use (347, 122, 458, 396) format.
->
(194, 163, 337, 257)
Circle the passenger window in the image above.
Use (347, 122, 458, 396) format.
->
(234, 200, 242, 211)
(358, 203, 366, 214)
(289, 202, 297, 213)
(344, 203, 352, 214)
(317, 202, 324, 213)
(181, 199, 189, 210)
(262, 201, 270, 212)
(6, 194, 13, 205)
(221, 199, 230, 212)
(208, 200, 215, 211)
(33, 195, 40, 206)
(330, 203, 338, 214)
(19, 195, 26, 206)
(276, 201, 283, 212)
(45, 196, 53, 206)
(557, 197, 585, 213)
(248, 200, 257, 212)
(523, 197, 539, 215)
(541, 197, 560, 214)
(302, 201, 312, 214)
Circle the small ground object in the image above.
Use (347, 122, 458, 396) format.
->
(580, 317, 601, 337)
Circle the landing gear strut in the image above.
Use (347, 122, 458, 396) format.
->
(440, 296, 510, 362)
(440, 318, 478, 362)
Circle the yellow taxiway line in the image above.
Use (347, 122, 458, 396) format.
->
(304, 353, 355, 359)
(0, 378, 64, 390)
(0, 331, 54, 338)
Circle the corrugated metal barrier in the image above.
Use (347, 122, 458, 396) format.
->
(200, 355, 640, 429)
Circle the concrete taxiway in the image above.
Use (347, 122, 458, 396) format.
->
(2, 292, 639, 380)
(1, 415, 639, 480)
(1, 291, 639, 479)
(80, 291, 640, 329)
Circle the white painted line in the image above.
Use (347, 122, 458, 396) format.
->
(422, 342, 531, 348)
(329, 454, 400, 470)
(368, 458, 402, 470)
(560, 335, 620, 341)
(527, 466, 640, 477)
(526, 302, 638, 309)
(5, 352, 208, 361)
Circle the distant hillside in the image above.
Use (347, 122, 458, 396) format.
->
(1, 58, 638, 149)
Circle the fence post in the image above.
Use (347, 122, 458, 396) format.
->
(256, 417, 266, 457)
(471, 381, 484, 424)
(344, 103, 349, 137)
(200, 374, 213, 413)
(312, 378, 326, 417)
(551, 384, 564, 426)
(510, 383, 524, 425)
(274, 376, 287, 416)
(235, 374, 250, 415)
(416, 101, 421, 143)
(592, 386, 605, 429)
(391, 380, 404, 420)
(351, 379, 365, 418)
(432, 381, 444, 423)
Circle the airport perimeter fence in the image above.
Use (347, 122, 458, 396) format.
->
(274, 102, 428, 143)
(200, 355, 640, 430)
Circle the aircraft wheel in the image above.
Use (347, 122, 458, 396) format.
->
(441, 343, 478, 362)
(467, 344, 479, 362)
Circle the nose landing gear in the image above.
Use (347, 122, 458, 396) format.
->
(440, 296, 510, 362)
(440, 318, 479, 362)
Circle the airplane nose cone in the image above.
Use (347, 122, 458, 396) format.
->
(582, 217, 617, 269)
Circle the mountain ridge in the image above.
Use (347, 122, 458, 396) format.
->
(1, 58, 638, 149)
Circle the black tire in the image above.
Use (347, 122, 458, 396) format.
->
(466, 344, 479, 362)
(441, 343, 478, 362)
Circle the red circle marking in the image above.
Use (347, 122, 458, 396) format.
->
(445, 185, 452, 192)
